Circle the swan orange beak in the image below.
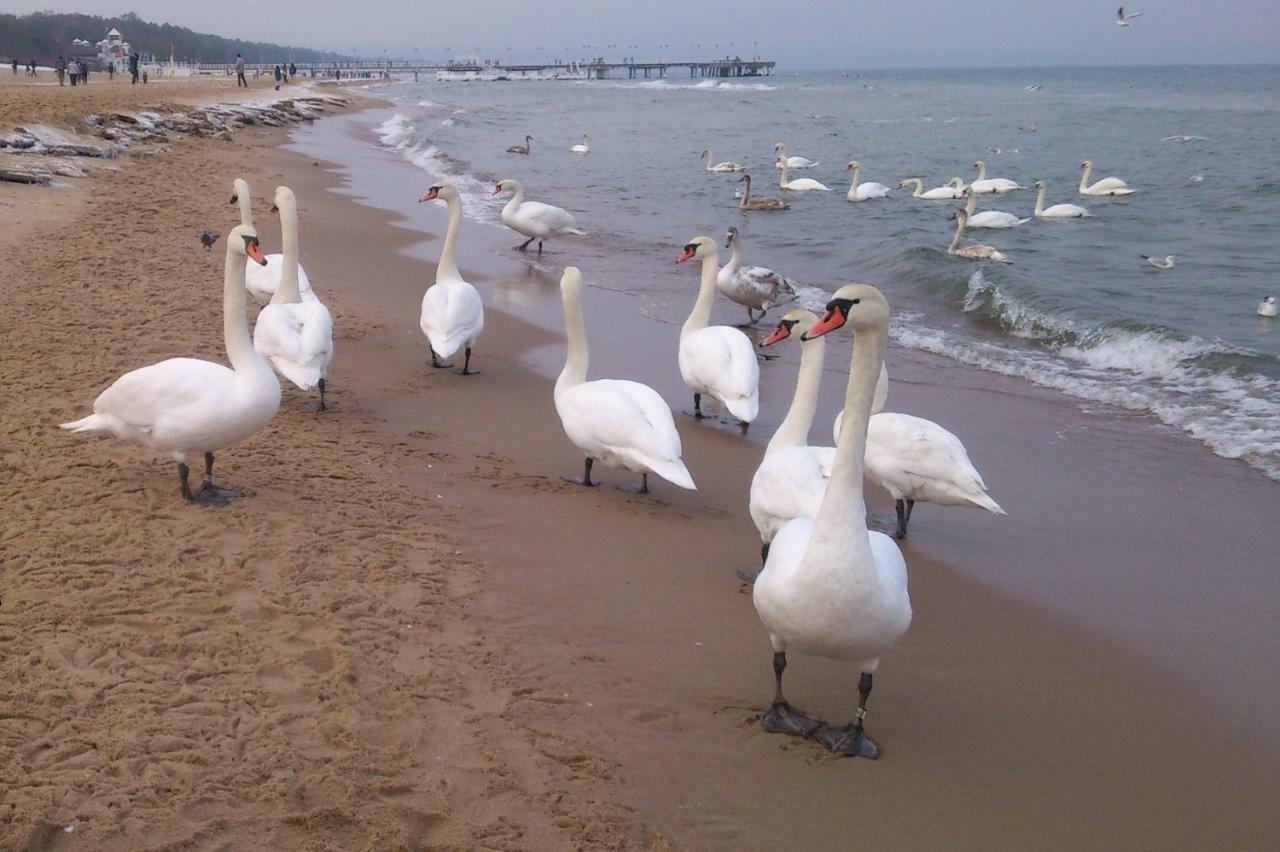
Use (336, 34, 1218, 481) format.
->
(491, 185, 502, 196)
(676, 246, 696, 263)
(419, 187, 439, 202)
(761, 323, 791, 347)
(246, 239, 268, 266)
(802, 307, 845, 340)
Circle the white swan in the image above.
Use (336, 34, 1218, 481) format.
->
(676, 236, 761, 430)
(778, 159, 832, 192)
(962, 187, 1029, 228)
(898, 177, 963, 200)
(970, 160, 1024, 195)
(231, 177, 314, 306)
(493, 178, 583, 254)
(554, 267, 696, 494)
(1079, 160, 1135, 196)
(738, 174, 791, 211)
(418, 181, 485, 374)
(1258, 296, 1277, 317)
(251, 186, 335, 410)
(1032, 181, 1091, 219)
(948, 209, 1013, 263)
(717, 227, 798, 324)
(844, 161, 892, 202)
(702, 149, 743, 172)
(61, 225, 281, 503)
(752, 284, 911, 758)
(773, 143, 819, 169)
(570, 133, 590, 153)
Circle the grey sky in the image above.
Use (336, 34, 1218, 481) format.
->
(8, 1, 1278, 68)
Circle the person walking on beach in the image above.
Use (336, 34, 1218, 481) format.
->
(28, 59, 37, 77)
(128, 52, 139, 84)
(273, 64, 282, 90)
(107, 61, 114, 80)
(235, 53, 247, 87)
(68, 59, 78, 86)
(289, 61, 297, 81)
(55, 56, 66, 86)
(10, 59, 17, 76)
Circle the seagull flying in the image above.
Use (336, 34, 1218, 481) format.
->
(1115, 7, 1142, 27)
(1141, 254, 1175, 269)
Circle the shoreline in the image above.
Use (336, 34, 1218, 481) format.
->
(2, 80, 1277, 848)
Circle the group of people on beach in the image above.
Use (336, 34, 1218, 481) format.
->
(54, 57, 91, 86)
(37, 51, 142, 86)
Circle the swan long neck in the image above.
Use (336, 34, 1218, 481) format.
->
(224, 244, 261, 374)
(683, 251, 719, 339)
(501, 182, 525, 220)
(1079, 163, 1091, 192)
(729, 234, 743, 269)
(768, 333, 825, 452)
(778, 161, 789, 188)
(948, 215, 966, 252)
(236, 186, 254, 228)
(807, 324, 887, 562)
(848, 164, 861, 192)
(437, 194, 462, 282)
(975, 162, 987, 181)
(964, 191, 976, 215)
(271, 194, 301, 305)
(556, 283, 588, 396)
(905, 178, 923, 197)
(739, 177, 752, 208)
(1034, 185, 1046, 216)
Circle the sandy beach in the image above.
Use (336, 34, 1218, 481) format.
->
(3, 76, 1279, 850)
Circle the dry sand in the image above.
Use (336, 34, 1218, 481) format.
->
(3, 78, 1279, 850)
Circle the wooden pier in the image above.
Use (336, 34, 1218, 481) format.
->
(196, 57, 777, 81)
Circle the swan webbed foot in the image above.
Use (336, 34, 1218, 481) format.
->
(615, 473, 649, 494)
(192, 481, 243, 507)
(762, 701, 824, 738)
(756, 351, 780, 361)
(812, 723, 880, 759)
(515, 236, 536, 252)
(459, 347, 479, 375)
(687, 393, 706, 420)
(563, 457, 597, 487)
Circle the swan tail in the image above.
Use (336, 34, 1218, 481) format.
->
(59, 413, 114, 434)
(649, 457, 697, 490)
(562, 227, 588, 236)
(972, 492, 1006, 516)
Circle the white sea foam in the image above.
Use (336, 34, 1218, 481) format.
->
(374, 113, 497, 223)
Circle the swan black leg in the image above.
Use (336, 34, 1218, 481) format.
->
(740, 419, 751, 435)
(178, 462, 194, 501)
(814, 672, 881, 759)
(516, 236, 536, 251)
(895, 499, 909, 539)
(460, 347, 479, 375)
(562, 456, 598, 487)
(430, 349, 453, 369)
(692, 393, 705, 419)
(537, 239, 544, 254)
(905, 499, 916, 526)
(192, 452, 241, 505)
(317, 377, 327, 411)
(616, 472, 649, 494)
(761, 651, 823, 737)
(736, 540, 769, 584)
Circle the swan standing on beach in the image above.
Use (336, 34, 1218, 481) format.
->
(948, 209, 1013, 263)
(419, 182, 484, 374)
(702, 150, 744, 172)
(493, 178, 583, 254)
(554, 267, 696, 494)
(970, 161, 1023, 195)
(1115, 7, 1142, 26)
(1032, 181, 1090, 218)
(61, 225, 281, 503)
(1079, 161, 1135, 196)
(676, 236, 761, 430)
(778, 160, 832, 192)
(844, 161, 892, 202)
(506, 135, 532, 154)
(898, 177, 964, 200)
(1258, 296, 1277, 317)
(738, 174, 791, 211)
(718, 227, 799, 325)
(962, 187, 1029, 228)
(773, 143, 818, 169)
(570, 133, 590, 153)
(232, 178, 314, 305)
(252, 187, 334, 410)
(752, 285, 911, 759)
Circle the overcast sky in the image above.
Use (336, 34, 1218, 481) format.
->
(9, 1, 1279, 68)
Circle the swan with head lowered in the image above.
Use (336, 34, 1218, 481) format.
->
(231, 178, 314, 306)
(676, 236, 761, 431)
(738, 174, 791, 211)
(493, 178, 584, 254)
(717, 227, 798, 325)
(898, 177, 964, 200)
(773, 143, 819, 169)
(251, 186, 335, 410)
(61, 225, 281, 503)
(778, 159, 832, 192)
(948, 209, 1013, 263)
(1079, 160, 1134, 196)
(961, 187, 1029, 228)
(1258, 296, 1277, 317)
(419, 181, 485, 374)
(554, 267, 696, 494)
(843, 161, 891, 202)
(752, 285, 912, 759)
(702, 149, 744, 172)
(970, 160, 1024, 195)
(1032, 181, 1090, 218)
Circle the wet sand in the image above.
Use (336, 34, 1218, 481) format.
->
(3, 83, 1279, 849)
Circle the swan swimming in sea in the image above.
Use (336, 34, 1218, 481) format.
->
(779, 159, 832, 192)
(570, 133, 590, 154)
(718, 227, 799, 325)
(1258, 296, 1277, 318)
(1032, 181, 1091, 219)
(676, 236, 761, 430)
(61, 225, 281, 503)
(844, 161, 891, 202)
(948, 209, 1013, 263)
(1141, 254, 1176, 269)
(752, 285, 911, 758)
(1115, 6, 1142, 26)
(1079, 160, 1135, 196)
(419, 182, 485, 374)
(738, 174, 791, 211)
(702, 149, 744, 172)
(232, 177, 314, 305)
(962, 187, 1029, 228)
(493, 178, 584, 254)
(773, 143, 819, 169)
(970, 160, 1023, 194)
(554, 267, 696, 494)
(506, 134, 532, 154)
(898, 177, 964, 200)
(251, 186, 335, 410)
